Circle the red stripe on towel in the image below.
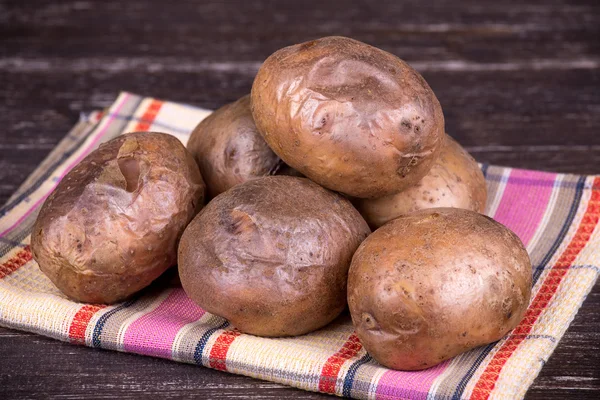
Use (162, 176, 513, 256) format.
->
(319, 333, 363, 393)
(208, 329, 242, 371)
(134, 100, 164, 131)
(0, 246, 32, 279)
(68, 304, 106, 344)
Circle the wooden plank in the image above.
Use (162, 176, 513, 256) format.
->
(2, 1, 599, 64)
(1, 68, 598, 147)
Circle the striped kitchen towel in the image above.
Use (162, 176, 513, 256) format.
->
(1, 92, 598, 400)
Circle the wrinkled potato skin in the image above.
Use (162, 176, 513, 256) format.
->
(179, 176, 370, 337)
(251, 36, 445, 198)
(348, 208, 532, 370)
(31, 132, 205, 304)
(355, 135, 487, 228)
(187, 95, 289, 199)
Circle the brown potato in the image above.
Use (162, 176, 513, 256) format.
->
(251, 36, 445, 199)
(178, 176, 370, 337)
(355, 135, 487, 228)
(348, 208, 531, 370)
(187, 95, 293, 199)
(31, 132, 205, 304)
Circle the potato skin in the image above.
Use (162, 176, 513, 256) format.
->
(31, 132, 205, 304)
(348, 208, 532, 370)
(355, 135, 487, 228)
(251, 36, 445, 198)
(187, 95, 288, 199)
(178, 176, 370, 337)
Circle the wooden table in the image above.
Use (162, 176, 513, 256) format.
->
(1, 1, 598, 398)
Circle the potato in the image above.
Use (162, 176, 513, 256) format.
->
(187, 95, 294, 199)
(355, 135, 487, 228)
(348, 208, 531, 370)
(31, 132, 205, 304)
(178, 176, 370, 337)
(251, 36, 445, 199)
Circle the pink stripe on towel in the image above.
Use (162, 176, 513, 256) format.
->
(492, 169, 556, 245)
(123, 288, 205, 358)
(376, 360, 450, 400)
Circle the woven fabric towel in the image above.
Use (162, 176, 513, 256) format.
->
(1, 92, 598, 400)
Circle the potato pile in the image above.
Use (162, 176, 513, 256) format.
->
(32, 36, 532, 371)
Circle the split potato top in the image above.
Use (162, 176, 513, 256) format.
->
(251, 36, 445, 198)
(31, 132, 205, 304)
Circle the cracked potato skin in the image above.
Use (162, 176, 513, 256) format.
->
(355, 135, 487, 228)
(187, 95, 291, 199)
(31, 132, 205, 304)
(251, 36, 445, 199)
(348, 208, 532, 370)
(178, 176, 371, 337)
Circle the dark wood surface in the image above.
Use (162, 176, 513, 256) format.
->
(1, 0, 598, 398)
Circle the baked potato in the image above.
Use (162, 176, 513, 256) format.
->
(178, 176, 370, 337)
(251, 36, 445, 198)
(31, 132, 205, 304)
(187, 95, 293, 199)
(348, 208, 532, 370)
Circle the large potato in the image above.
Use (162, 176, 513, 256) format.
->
(187, 95, 292, 199)
(178, 176, 370, 337)
(251, 36, 445, 198)
(31, 132, 205, 304)
(355, 135, 487, 228)
(348, 208, 531, 370)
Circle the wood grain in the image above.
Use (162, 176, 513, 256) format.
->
(0, 0, 598, 398)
